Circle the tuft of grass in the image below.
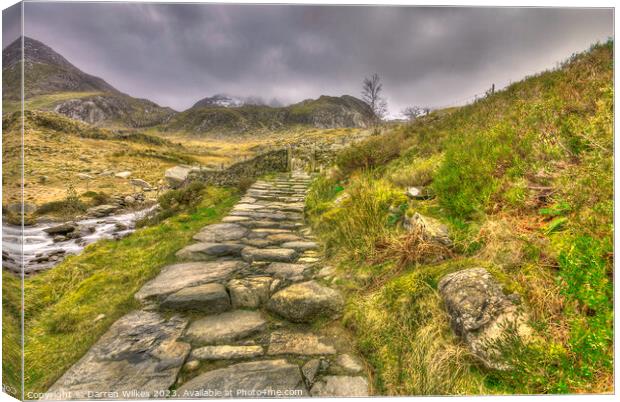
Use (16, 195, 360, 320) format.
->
(20, 186, 238, 394)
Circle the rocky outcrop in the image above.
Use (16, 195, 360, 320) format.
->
(438, 267, 532, 370)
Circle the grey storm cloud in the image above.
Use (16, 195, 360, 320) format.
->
(5, 3, 614, 115)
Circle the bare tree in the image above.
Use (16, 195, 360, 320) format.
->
(402, 106, 424, 121)
(362, 73, 387, 132)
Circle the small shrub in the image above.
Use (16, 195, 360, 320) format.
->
(389, 154, 442, 187)
(36, 185, 86, 218)
(336, 130, 412, 175)
(137, 181, 207, 227)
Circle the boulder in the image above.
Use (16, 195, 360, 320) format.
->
(123, 195, 136, 205)
(185, 310, 267, 345)
(227, 277, 272, 308)
(160, 283, 231, 313)
(267, 281, 344, 323)
(403, 212, 451, 246)
(77, 173, 93, 180)
(87, 204, 119, 218)
(165, 165, 192, 188)
(310, 376, 369, 397)
(438, 267, 532, 370)
(43, 222, 76, 235)
(177, 359, 307, 397)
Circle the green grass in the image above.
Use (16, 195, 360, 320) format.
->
(13, 186, 238, 394)
(306, 41, 613, 394)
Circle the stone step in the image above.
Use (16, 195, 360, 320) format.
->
(185, 310, 267, 345)
(241, 247, 299, 263)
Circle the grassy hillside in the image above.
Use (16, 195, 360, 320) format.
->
(306, 41, 613, 394)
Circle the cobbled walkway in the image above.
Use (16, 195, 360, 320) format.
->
(45, 172, 369, 400)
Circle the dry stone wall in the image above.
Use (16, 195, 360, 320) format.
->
(187, 149, 289, 187)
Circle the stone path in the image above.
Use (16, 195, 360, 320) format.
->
(45, 172, 369, 399)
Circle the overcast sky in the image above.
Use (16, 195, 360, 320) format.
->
(3, 3, 614, 115)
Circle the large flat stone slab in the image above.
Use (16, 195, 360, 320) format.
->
(193, 223, 248, 243)
(191, 345, 264, 361)
(176, 242, 244, 261)
(267, 331, 336, 356)
(135, 260, 245, 302)
(267, 281, 344, 323)
(44, 310, 190, 400)
(241, 247, 298, 263)
(161, 283, 230, 313)
(177, 359, 307, 398)
(185, 310, 267, 345)
(310, 376, 369, 397)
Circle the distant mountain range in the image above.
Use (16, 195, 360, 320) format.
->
(2, 37, 374, 133)
(192, 94, 283, 109)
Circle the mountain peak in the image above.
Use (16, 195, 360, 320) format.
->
(2, 36, 118, 99)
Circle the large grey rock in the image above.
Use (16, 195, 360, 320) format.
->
(193, 223, 248, 243)
(191, 345, 263, 361)
(176, 242, 244, 261)
(241, 247, 298, 263)
(177, 359, 307, 398)
(267, 281, 344, 323)
(185, 310, 267, 345)
(310, 376, 369, 397)
(438, 267, 532, 370)
(43, 222, 76, 235)
(44, 311, 190, 400)
(165, 165, 191, 188)
(227, 277, 272, 308)
(87, 204, 119, 218)
(135, 260, 245, 302)
(403, 212, 451, 246)
(160, 283, 230, 313)
(267, 331, 336, 356)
